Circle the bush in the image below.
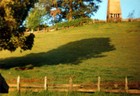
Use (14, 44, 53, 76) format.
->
(55, 18, 93, 30)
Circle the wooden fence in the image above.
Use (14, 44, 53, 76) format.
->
(7, 76, 140, 94)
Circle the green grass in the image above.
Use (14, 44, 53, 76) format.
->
(0, 22, 140, 84)
(1, 91, 135, 96)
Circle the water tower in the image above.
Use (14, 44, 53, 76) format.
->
(107, 0, 122, 22)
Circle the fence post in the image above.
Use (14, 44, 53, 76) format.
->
(125, 76, 128, 92)
(69, 77, 73, 92)
(17, 76, 20, 92)
(97, 76, 101, 92)
(44, 76, 48, 91)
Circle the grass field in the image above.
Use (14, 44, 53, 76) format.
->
(0, 22, 140, 84)
(1, 91, 135, 96)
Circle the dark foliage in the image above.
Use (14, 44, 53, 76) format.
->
(0, 0, 37, 52)
(0, 73, 9, 93)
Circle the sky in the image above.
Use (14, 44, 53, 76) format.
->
(92, 0, 140, 20)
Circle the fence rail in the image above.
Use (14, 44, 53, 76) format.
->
(7, 76, 140, 94)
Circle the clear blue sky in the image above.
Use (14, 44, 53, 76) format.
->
(92, 0, 140, 20)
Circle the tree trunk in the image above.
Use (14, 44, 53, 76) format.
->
(68, 0, 73, 21)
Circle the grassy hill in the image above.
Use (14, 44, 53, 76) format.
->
(0, 22, 140, 83)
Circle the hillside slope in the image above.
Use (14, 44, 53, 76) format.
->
(0, 22, 140, 82)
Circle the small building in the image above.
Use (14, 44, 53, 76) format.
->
(107, 0, 122, 22)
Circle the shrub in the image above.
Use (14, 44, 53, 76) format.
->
(55, 18, 93, 30)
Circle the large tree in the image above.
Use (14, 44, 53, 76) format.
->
(0, 0, 37, 52)
(50, 0, 102, 21)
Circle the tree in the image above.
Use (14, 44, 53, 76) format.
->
(25, 0, 51, 30)
(26, 8, 46, 31)
(128, 10, 135, 21)
(0, 0, 37, 52)
(50, 0, 102, 21)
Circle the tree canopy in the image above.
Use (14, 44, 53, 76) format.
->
(26, 7, 46, 31)
(26, 0, 102, 27)
(55, 0, 102, 21)
(25, 0, 50, 31)
(0, 0, 37, 52)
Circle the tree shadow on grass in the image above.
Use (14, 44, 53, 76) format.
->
(0, 38, 116, 69)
